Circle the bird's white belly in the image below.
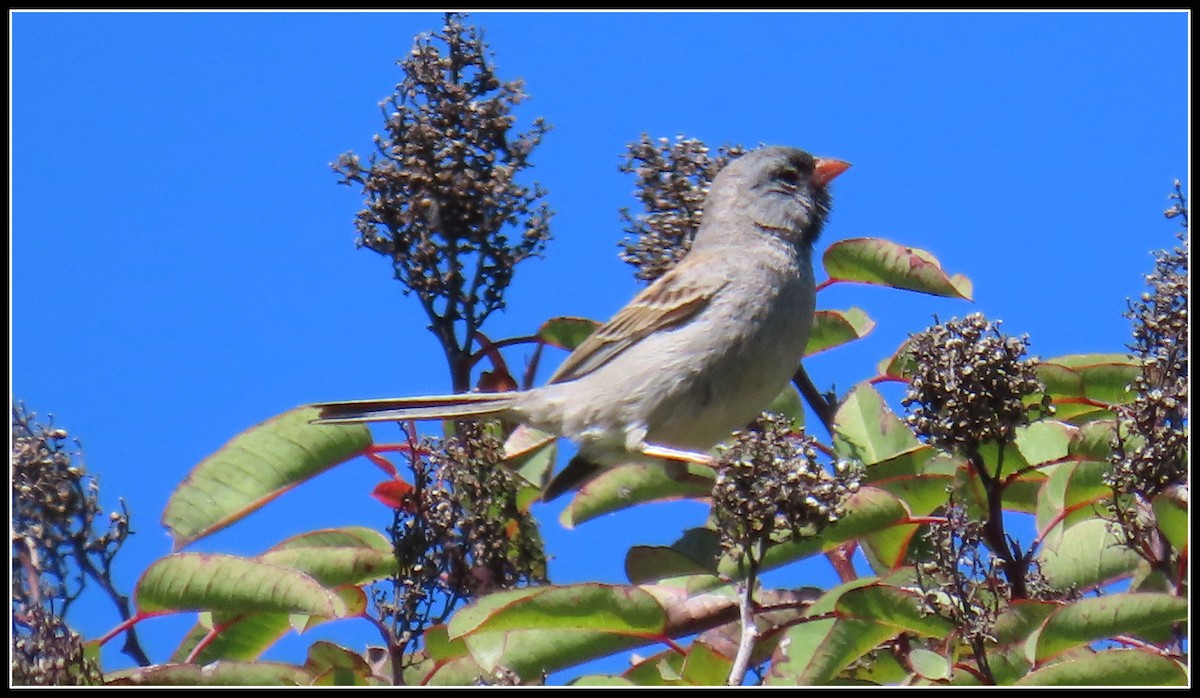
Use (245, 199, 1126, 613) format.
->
(529, 269, 814, 458)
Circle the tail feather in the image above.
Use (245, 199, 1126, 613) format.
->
(312, 392, 520, 424)
(541, 455, 605, 502)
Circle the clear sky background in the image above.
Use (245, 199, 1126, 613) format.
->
(11, 9, 1189, 681)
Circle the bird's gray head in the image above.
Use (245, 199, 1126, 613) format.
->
(695, 146, 850, 250)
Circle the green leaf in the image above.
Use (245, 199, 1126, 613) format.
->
(876, 336, 919, 380)
(987, 601, 1060, 684)
(1068, 420, 1120, 459)
(447, 629, 647, 682)
(106, 661, 314, 686)
(571, 675, 637, 686)
(271, 526, 392, 552)
(163, 407, 372, 549)
(680, 641, 733, 685)
(1043, 353, 1134, 368)
(974, 440, 1031, 484)
(1035, 593, 1188, 661)
(625, 528, 722, 591)
(863, 446, 957, 515)
(1152, 489, 1188, 551)
(1034, 460, 1112, 546)
(857, 447, 958, 573)
(559, 460, 714, 528)
(170, 612, 291, 664)
(822, 237, 972, 300)
(503, 426, 558, 490)
(305, 641, 377, 686)
(624, 649, 687, 686)
(806, 308, 876, 356)
(1035, 519, 1141, 592)
(537, 316, 599, 350)
(1017, 649, 1187, 686)
(254, 526, 399, 587)
(258, 544, 400, 588)
(767, 618, 898, 685)
(421, 582, 751, 683)
(1038, 355, 1140, 406)
(421, 623, 468, 663)
(765, 384, 805, 431)
(721, 487, 911, 580)
(136, 553, 345, 617)
(844, 648, 911, 685)
(408, 654, 484, 685)
(860, 524, 922, 574)
(764, 616, 833, 684)
(835, 584, 954, 637)
(1013, 420, 1075, 467)
(908, 647, 951, 681)
(448, 584, 667, 640)
(833, 383, 922, 465)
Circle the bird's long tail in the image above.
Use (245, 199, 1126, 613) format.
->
(312, 392, 521, 424)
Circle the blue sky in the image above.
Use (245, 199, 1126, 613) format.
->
(11, 9, 1189, 681)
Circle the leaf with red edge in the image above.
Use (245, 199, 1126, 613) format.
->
(447, 584, 668, 640)
(876, 336, 920, 381)
(162, 407, 371, 549)
(1017, 649, 1187, 686)
(1034, 593, 1187, 661)
(835, 584, 954, 637)
(305, 640, 380, 686)
(135, 553, 346, 617)
(822, 238, 973, 300)
(1152, 486, 1188, 552)
(1037, 354, 1140, 408)
(560, 461, 715, 528)
(805, 308, 876, 356)
(833, 383, 922, 466)
(170, 612, 292, 664)
(537, 316, 599, 351)
(424, 584, 678, 680)
(721, 487, 912, 581)
(107, 660, 315, 686)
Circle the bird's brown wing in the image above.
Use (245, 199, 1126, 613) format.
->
(548, 251, 728, 385)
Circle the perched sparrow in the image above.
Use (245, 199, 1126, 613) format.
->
(315, 146, 849, 499)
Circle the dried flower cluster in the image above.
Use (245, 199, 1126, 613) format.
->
(712, 413, 861, 560)
(1108, 231, 1188, 499)
(11, 605, 101, 686)
(915, 505, 1007, 677)
(332, 12, 552, 390)
(618, 135, 746, 282)
(1107, 187, 1188, 556)
(376, 422, 546, 665)
(11, 405, 128, 684)
(902, 314, 1047, 453)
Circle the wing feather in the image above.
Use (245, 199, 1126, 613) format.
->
(548, 251, 727, 384)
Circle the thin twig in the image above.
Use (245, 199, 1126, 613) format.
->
(522, 342, 545, 391)
(792, 365, 837, 436)
(727, 546, 762, 686)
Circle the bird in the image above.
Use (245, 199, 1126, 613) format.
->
(313, 146, 850, 500)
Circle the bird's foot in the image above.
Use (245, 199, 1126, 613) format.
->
(639, 442, 716, 466)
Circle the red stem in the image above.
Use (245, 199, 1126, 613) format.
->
(185, 616, 240, 663)
(469, 330, 515, 378)
(97, 610, 167, 648)
(1053, 396, 1114, 409)
(903, 516, 950, 526)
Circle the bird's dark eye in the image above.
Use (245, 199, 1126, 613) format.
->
(776, 168, 801, 187)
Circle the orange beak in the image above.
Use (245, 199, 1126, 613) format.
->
(813, 158, 852, 187)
